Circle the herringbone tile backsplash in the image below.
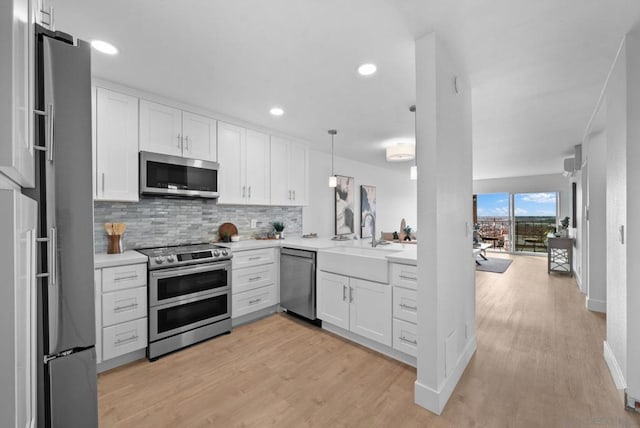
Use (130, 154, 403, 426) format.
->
(94, 196, 302, 253)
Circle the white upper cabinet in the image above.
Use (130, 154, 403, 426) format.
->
(182, 111, 216, 161)
(217, 122, 245, 204)
(139, 100, 217, 161)
(0, 0, 35, 188)
(269, 137, 308, 206)
(139, 100, 182, 157)
(94, 88, 139, 201)
(217, 122, 270, 205)
(244, 130, 270, 205)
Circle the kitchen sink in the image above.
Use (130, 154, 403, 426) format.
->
(317, 245, 403, 283)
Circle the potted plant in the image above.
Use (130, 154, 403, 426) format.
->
(403, 225, 413, 241)
(221, 231, 232, 243)
(273, 221, 285, 239)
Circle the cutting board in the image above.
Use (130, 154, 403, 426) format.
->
(218, 222, 238, 240)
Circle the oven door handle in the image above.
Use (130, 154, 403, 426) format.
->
(150, 262, 230, 280)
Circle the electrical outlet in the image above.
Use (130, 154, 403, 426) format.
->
(251, 219, 258, 229)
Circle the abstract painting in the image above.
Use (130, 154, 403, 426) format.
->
(360, 185, 376, 238)
(335, 175, 355, 235)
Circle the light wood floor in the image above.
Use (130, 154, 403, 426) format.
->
(98, 255, 640, 427)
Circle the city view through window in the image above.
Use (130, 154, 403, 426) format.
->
(476, 192, 558, 253)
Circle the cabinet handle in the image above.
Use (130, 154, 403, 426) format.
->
(248, 276, 261, 282)
(288, 190, 292, 200)
(114, 274, 138, 282)
(248, 256, 261, 261)
(114, 303, 138, 312)
(293, 190, 296, 200)
(248, 186, 251, 198)
(115, 335, 138, 346)
(40, 5, 54, 29)
(184, 135, 190, 151)
(242, 186, 246, 198)
(177, 134, 182, 148)
(399, 336, 417, 345)
(342, 285, 347, 302)
(101, 173, 105, 193)
(249, 298, 261, 305)
(349, 286, 353, 303)
(399, 275, 417, 281)
(399, 303, 418, 311)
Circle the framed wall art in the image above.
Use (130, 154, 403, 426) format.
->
(335, 175, 355, 235)
(360, 185, 376, 238)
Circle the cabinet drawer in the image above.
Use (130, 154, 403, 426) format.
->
(393, 318, 417, 357)
(232, 248, 275, 269)
(233, 263, 275, 294)
(393, 287, 418, 324)
(102, 318, 147, 360)
(232, 285, 277, 318)
(102, 263, 147, 292)
(102, 287, 147, 327)
(391, 264, 418, 290)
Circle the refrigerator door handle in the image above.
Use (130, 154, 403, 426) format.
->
(36, 228, 57, 285)
(33, 103, 54, 162)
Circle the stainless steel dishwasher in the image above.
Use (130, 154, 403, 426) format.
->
(280, 248, 318, 322)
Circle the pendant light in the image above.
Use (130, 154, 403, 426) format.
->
(409, 105, 417, 180)
(328, 129, 337, 187)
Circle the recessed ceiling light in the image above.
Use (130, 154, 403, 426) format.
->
(270, 107, 284, 116)
(90, 40, 118, 55)
(357, 63, 377, 76)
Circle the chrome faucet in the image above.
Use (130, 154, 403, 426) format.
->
(363, 213, 377, 247)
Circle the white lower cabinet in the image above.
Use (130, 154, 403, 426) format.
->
(390, 263, 418, 357)
(95, 261, 148, 367)
(231, 248, 278, 321)
(317, 271, 391, 347)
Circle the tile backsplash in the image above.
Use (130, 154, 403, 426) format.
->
(94, 196, 302, 253)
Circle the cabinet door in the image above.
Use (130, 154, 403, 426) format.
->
(0, 0, 35, 187)
(269, 136, 291, 206)
(245, 130, 270, 205)
(317, 271, 349, 330)
(95, 88, 139, 201)
(94, 270, 102, 364)
(139, 100, 182, 157)
(349, 278, 392, 346)
(217, 121, 245, 204)
(182, 111, 216, 161)
(289, 143, 307, 205)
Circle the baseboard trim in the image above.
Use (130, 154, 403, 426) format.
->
(604, 340, 626, 390)
(574, 271, 585, 293)
(414, 336, 477, 415)
(232, 305, 278, 328)
(322, 322, 417, 367)
(586, 297, 606, 313)
(97, 349, 146, 374)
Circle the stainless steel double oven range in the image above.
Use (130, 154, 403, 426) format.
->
(137, 243, 233, 360)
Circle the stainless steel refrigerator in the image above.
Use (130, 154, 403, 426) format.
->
(25, 25, 98, 428)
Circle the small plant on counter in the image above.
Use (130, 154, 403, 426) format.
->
(273, 221, 285, 239)
(403, 225, 412, 241)
(221, 231, 232, 243)
(560, 216, 570, 230)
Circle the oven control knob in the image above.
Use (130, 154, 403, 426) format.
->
(166, 255, 176, 263)
(155, 256, 165, 264)
(222, 250, 228, 257)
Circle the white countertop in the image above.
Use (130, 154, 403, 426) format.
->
(94, 250, 147, 269)
(219, 237, 418, 265)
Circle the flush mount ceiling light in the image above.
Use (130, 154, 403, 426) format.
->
(385, 143, 415, 162)
(410, 104, 417, 180)
(328, 129, 337, 188)
(357, 63, 377, 76)
(90, 40, 118, 55)
(269, 107, 284, 116)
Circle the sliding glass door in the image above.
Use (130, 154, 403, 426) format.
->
(513, 192, 558, 253)
(474, 192, 558, 254)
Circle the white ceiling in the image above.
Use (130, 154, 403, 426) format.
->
(55, 0, 640, 179)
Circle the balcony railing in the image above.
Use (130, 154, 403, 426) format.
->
(477, 216, 556, 253)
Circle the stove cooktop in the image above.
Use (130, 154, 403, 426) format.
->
(137, 243, 232, 269)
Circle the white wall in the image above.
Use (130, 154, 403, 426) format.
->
(414, 33, 475, 414)
(302, 150, 417, 238)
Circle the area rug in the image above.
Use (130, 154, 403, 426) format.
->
(476, 258, 513, 273)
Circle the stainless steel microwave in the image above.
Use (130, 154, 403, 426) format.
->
(140, 151, 219, 198)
